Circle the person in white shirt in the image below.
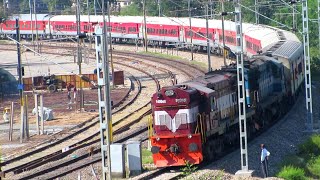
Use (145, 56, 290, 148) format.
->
(260, 144, 270, 178)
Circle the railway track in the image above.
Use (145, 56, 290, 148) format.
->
(11, 62, 164, 179)
(1, 76, 138, 173)
(0, 42, 206, 179)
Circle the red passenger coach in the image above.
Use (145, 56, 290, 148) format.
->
(150, 86, 203, 167)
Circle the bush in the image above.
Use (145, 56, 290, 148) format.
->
(307, 156, 320, 178)
(298, 135, 320, 158)
(277, 166, 306, 180)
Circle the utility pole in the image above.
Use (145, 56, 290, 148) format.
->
(107, 1, 115, 88)
(143, 0, 148, 52)
(221, 0, 226, 66)
(16, 19, 26, 143)
(76, 0, 84, 111)
(234, 0, 253, 176)
(206, 3, 211, 72)
(302, 0, 316, 131)
(188, 0, 194, 61)
(95, 0, 112, 178)
(158, 0, 161, 17)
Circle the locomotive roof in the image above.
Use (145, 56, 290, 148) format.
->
(249, 55, 283, 67)
(271, 41, 303, 62)
(184, 82, 215, 97)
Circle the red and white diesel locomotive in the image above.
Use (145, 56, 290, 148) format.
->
(150, 40, 304, 167)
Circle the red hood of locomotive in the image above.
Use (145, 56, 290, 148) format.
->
(151, 86, 199, 118)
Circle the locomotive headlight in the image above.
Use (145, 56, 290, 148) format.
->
(165, 90, 175, 96)
(151, 146, 160, 154)
(188, 134, 192, 139)
(156, 137, 161, 141)
(189, 143, 198, 152)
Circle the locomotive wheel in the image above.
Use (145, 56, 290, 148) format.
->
(48, 84, 57, 93)
(203, 142, 214, 161)
(211, 138, 223, 156)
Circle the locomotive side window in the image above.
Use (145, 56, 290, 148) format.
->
(210, 96, 215, 111)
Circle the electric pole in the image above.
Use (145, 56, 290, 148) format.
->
(34, 0, 39, 52)
(3, 0, 6, 16)
(143, 0, 148, 52)
(95, 0, 112, 179)
(94, 0, 97, 15)
(302, 0, 316, 131)
(87, 0, 92, 48)
(16, 19, 26, 143)
(234, 0, 253, 176)
(291, 0, 297, 31)
(221, 0, 226, 66)
(188, 0, 194, 61)
(206, 3, 211, 72)
(76, 0, 84, 111)
(314, 5, 320, 139)
(29, 0, 34, 46)
(255, 0, 259, 24)
(158, 0, 161, 17)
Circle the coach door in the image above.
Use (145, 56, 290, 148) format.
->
(179, 27, 184, 43)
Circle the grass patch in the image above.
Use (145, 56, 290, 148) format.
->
(277, 135, 320, 179)
(141, 148, 153, 165)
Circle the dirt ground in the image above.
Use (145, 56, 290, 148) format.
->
(0, 87, 129, 156)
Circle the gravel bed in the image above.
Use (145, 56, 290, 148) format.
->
(182, 83, 320, 180)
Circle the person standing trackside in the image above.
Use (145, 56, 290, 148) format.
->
(260, 144, 271, 178)
(67, 83, 72, 109)
(73, 85, 77, 103)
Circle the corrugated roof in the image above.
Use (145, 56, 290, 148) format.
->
(272, 41, 303, 62)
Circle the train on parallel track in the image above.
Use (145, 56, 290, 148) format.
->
(0, 14, 304, 167)
(1, 14, 298, 57)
